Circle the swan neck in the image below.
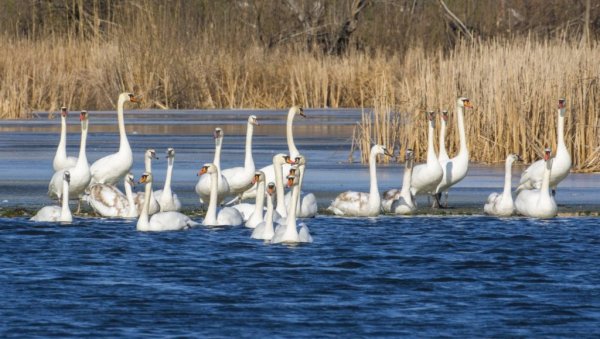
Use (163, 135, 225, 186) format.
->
(287, 111, 300, 158)
(457, 105, 468, 155)
(244, 123, 254, 170)
(213, 138, 222, 171)
(205, 170, 219, 224)
(61, 179, 71, 221)
(427, 120, 437, 163)
(557, 108, 566, 149)
(164, 157, 174, 194)
(265, 194, 274, 226)
(400, 159, 413, 196)
(137, 180, 151, 229)
(368, 151, 380, 207)
(274, 160, 287, 218)
(117, 97, 130, 152)
(541, 160, 552, 196)
(124, 180, 137, 217)
(502, 159, 513, 198)
(285, 179, 300, 238)
(56, 116, 67, 161)
(254, 180, 265, 217)
(77, 120, 88, 164)
(439, 119, 448, 159)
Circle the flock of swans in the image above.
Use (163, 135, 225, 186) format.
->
(30, 93, 572, 240)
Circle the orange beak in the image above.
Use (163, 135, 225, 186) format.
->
(463, 100, 473, 109)
(198, 167, 208, 176)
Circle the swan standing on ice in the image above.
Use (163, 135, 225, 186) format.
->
(53, 106, 77, 171)
(433, 97, 473, 207)
(382, 149, 416, 214)
(436, 110, 450, 206)
(410, 111, 443, 196)
(484, 154, 521, 217)
(32, 171, 73, 223)
(245, 171, 267, 228)
(515, 148, 557, 218)
(134, 149, 160, 215)
(136, 172, 199, 231)
(272, 171, 313, 244)
(154, 148, 182, 212)
(196, 128, 230, 204)
(517, 98, 571, 194)
(284, 155, 317, 218)
(222, 115, 258, 196)
(328, 144, 392, 217)
(83, 173, 138, 218)
(251, 182, 277, 241)
(90, 92, 137, 185)
(48, 111, 91, 208)
(199, 163, 244, 226)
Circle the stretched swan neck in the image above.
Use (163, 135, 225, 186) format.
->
(117, 95, 130, 152)
(557, 107, 566, 149)
(77, 119, 89, 164)
(61, 179, 71, 220)
(457, 104, 468, 156)
(439, 115, 448, 159)
(502, 158, 514, 198)
(124, 179, 137, 217)
(164, 156, 174, 194)
(427, 118, 437, 163)
(287, 109, 300, 158)
(274, 158, 287, 217)
(286, 176, 300, 233)
(401, 156, 413, 196)
(245, 122, 255, 170)
(57, 114, 67, 153)
(541, 159, 552, 196)
(213, 137, 222, 171)
(137, 179, 152, 229)
(265, 193, 274, 226)
(254, 179, 265, 216)
(368, 150, 380, 200)
(205, 169, 219, 224)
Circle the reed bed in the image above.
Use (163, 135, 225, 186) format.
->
(0, 35, 598, 171)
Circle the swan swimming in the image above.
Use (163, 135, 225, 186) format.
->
(251, 182, 277, 241)
(245, 171, 267, 229)
(284, 155, 317, 218)
(221, 115, 258, 196)
(83, 173, 138, 218)
(382, 148, 416, 215)
(199, 163, 244, 227)
(53, 106, 77, 171)
(483, 154, 521, 217)
(32, 171, 73, 223)
(154, 148, 182, 212)
(515, 148, 557, 218)
(195, 128, 230, 205)
(272, 170, 313, 244)
(133, 149, 160, 215)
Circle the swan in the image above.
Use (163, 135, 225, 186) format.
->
(221, 115, 258, 196)
(53, 106, 78, 171)
(251, 182, 277, 241)
(515, 148, 557, 218)
(410, 111, 443, 196)
(438, 110, 450, 163)
(90, 92, 137, 185)
(195, 127, 230, 204)
(32, 171, 73, 223)
(48, 111, 91, 204)
(284, 155, 317, 218)
(136, 172, 199, 231)
(238, 106, 305, 201)
(327, 144, 392, 217)
(199, 163, 244, 226)
(83, 173, 138, 218)
(272, 171, 313, 244)
(245, 171, 266, 228)
(433, 97, 473, 207)
(133, 149, 160, 215)
(154, 148, 182, 212)
(484, 154, 521, 217)
(382, 149, 416, 214)
(517, 98, 571, 194)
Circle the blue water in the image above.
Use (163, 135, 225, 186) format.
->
(1, 216, 599, 337)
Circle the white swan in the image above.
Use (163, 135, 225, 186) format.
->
(251, 182, 277, 241)
(245, 171, 266, 228)
(83, 173, 138, 218)
(327, 144, 392, 217)
(53, 106, 77, 171)
(90, 92, 136, 185)
(154, 148, 182, 212)
(195, 127, 230, 204)
(221, 115, 258, 195)
(239, 106, 305, 200)
(48, 111, 91, 203)
(284, 155, 317, 218)
(272, 171, 313, 244)
(32, 171, 73, 223)
(410, 111, 443, 196)
(438, 110, 450, 163)
(134, 149, 160, 215)
(433, 97, 473, 207)
(382, 149, 416, 214)
(484, 154, 521, 217)
(515, 148, 557, 218)
(199, 163, 244, 226)
(136, 172, 199, 231)
(517, 98, 571, 194)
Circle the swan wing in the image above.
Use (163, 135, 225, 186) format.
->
(30, 206, 62, 222)
(298, 223, 313, 243)
(518, 159, 543, 191)
(299, 193, 318, 218)
(328, 191, 369, 216)
(231, 203, 256, 222)
(217, 207, 244, 226)
(149, 212, 198, 231)
(251, 220, 275, 240)
(90, 152, 133, 185)
(221, 166, 254, 194)
(83, 184, 128, 217)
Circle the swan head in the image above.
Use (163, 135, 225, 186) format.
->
(558, 98, 566, 109)
(213, 127, 223, 139)
(79, 110, 88, 121)
(125, 172, 135, 187)
(166, 148, 175, 159)
(293, 155, 306, 166)
(457, 97, 473, 109)
(441, 110, 449, 121)
(544, 147, 552, 161)
(252, 171, 265, 184)
(405, 148, 414, 161)
(118, 92, 139, 104)
(63, 171, 71, 183)
(508, 154, 522, 163)
(290, 105, 306, 118)
(426, 111, 435, 121)
(145, 149, 158, 160)
(60, 107, 68, 118)
(286, 174, 298, 188)
(273, 153, 295, 165)
(198, 163, 217, 176)
(138, 172, 153, 184)
(267, 182, 276, 196)
(248, 115, 259, 126)
(371, 144, 393, 158)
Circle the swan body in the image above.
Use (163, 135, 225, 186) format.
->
(518, 99, 571, 192)
(90, 92, 136, 185)
(53, 107, 78, 171)
(83, 173, 138, 218)
(252, 182, 278, 240)
(199, 163, 243, 226)
(515, 149, 557, 218)
(32, 171, 72, 223)
(410, 111, 443, 195)
(434, 98, 473, 204)
(133, 149, 160, 215)
(48, 111, 91, 201)
(484, 154, 520, 217)
(382, 149, 416, 214)
(231, 203, 256, 222)
(136, 172, 199, 231)
(239, 106, 304, 200)
(283, 155, 317, 218)
(221, 115, 258, 195)
(196, 128, 230, 204)
(328, 144, 392, 217)
(272, 171, 312, 244)
(245, 171, 267, 228)
(154, 148, 182, 212)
